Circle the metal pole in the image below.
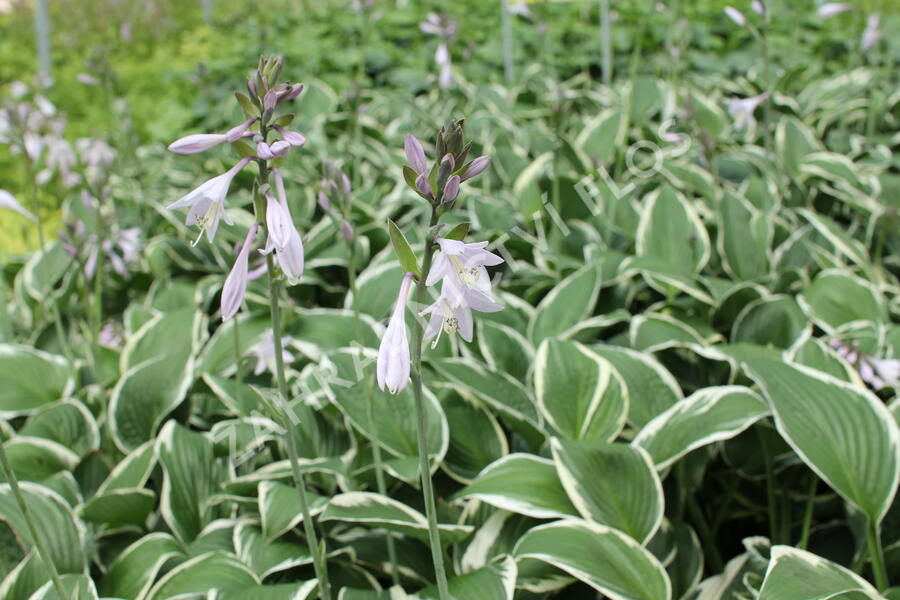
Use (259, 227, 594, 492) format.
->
(34, 0, 51, 79)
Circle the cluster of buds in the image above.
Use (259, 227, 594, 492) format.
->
(377, 121, 501, 394)
(318, 160, 354, 244)
(402, 119, 490, 214)
(166, 56, 307, 320)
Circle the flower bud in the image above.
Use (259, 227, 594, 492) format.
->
(263, 89, 278, 112)
(318, 190, 332, 212)
(340, 173, 351, 201)
(460, 155, 491, 182)
(436, 153, 455, 192)
(442, 175, 460, 204)
(404, 134, 428, 175)
(225, 117, 258, 142)
(415, 174, 433, 200)
(340, 219, 354, 243)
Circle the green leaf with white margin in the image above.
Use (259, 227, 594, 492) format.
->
(218, 581, 318, 600)
(19, 399, 99, 457)
(630, 313, 706, 353)
(477, 320, 535, 382)
(746, 360, 900, 524)
(326, 349, 448, 478)
(798, 270, 886, 331)
(535, 339, 627, 442)
(0, 345, 73, 417)
(0, 437, 78, 482)
(455, 454, 577, 519)
(633, 386, 769, 470)
(29, 574, 98, 600)
(667, 521, 703, 599)
(197, 313, 270, 375)
(528, 264, 601, 344)
(0, 482, 86, 574)
(156, 421, 220, 543)
(788, 335, 858, 383)
(591, 344, 682, 429)
(514, 519, 672, 600)
(733, 296, 808, 349)
(110, 353, 194, 452)
(259, 480, 328, 541)
(95, 440, 156, 495)
(551, 438, 663, 543)
(21, 242, 69, 302)
(145, 552, 259, 600)
(419, 555, 516, 600)
(442, 392, 508, 484)
(718, 191, 771, 281)
(234, 521, 314, 578)
(387, 220, 421, 278)
(80, 488, 155, 528)
(121, 308, 198, 370)
(635, 185, 710, 277)
(758, 546, 881, 600)
(319, 492, 472, 546)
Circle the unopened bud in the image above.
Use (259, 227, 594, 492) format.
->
(263, 89, 278, 112)
(442, 175, 460, 204)
(460, 155, 491, 182)
(415, 174, 433, 199)
(318, 190, 332, 212)
(340, 220, 354, 243)
(340, 173, 351, 201)
(436, 153, 455, 192)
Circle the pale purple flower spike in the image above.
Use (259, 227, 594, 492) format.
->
(377, 272, 415, 394)
(259, 168, 304, 283)
(222, 222, 259, 321)
(723, 6, 746, 27)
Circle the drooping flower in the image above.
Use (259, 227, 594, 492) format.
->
(751, 0, 765, 16)
(247, 329, 297, 375)
(861, 14, 881, 52)
(426, 238, 504, 312)
(377, 272, 415, 394)
(0, 189, 36, 222)
(817, 2, 852, 19)
(420, 13, 458, 89)
(166, 156, 252, 243)
(723, 6, 746, 27)
(259, 168, 304, 283)
(829, 339, 900, 390)
(421, 294, 474, 346)
(222, 222, 259, 321)
(725, 93, 770, 131)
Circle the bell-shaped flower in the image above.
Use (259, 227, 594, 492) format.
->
(222, 222, 259, 321)
(0, 189, 36, 222)
(247, 329, 297, 375)
(726, 93, 769, 131)
(426, 238, 504, 312)
(420, 294, 474, 346)
(723, 6, 746, 26)
(167, 157, 251, 243)
(861, 14, 881, 52)
(259, 169, 304, 283)
(377, 272, 414, 394)
(817, 2, 852, 19)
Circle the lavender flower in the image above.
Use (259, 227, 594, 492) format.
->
(817, 2, 852, 19)
(166, 157, 252, 243)
(829, 339, 900, 389)
(861, 14, 881, 52)
(222, 223, 259, 321)
(377, 272, 414, 394)
(0, 190, 36, 222)
(420, 13, 458, 89)
(725, 93, 770, 131)
(247, 329, 297, 375)
(259, 168, 304, 283)
(723, 6, 747, 27)
(426, 238, 504, 313)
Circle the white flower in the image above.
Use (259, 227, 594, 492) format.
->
(167, 157, 251, 243)
(377, 272, 414, 394)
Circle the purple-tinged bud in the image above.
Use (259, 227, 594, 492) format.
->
(340, 173, 351, 200)
(415, 174, 433, 199)
(265, 192, 293, 250)
(168, 133, 227, 154)
(269, 140, 291, 157)
(222, 222, 259, 321)
(247, 77, 258, 99)
(279, 83, 304, 102)
(723, 6, 746, 26)
(263, 89, 278, 112)
(442, 175, 460, 204)
(404, 134, 428, 175)
(436, 153, 455, 191)
(225, 117, 258, 142)
(340, 220, 354, 243)
(257, 141, 275, 160)
(318, 190, 332, 212)
(460, 155, 491, 182)
(274, 125, 306, 147)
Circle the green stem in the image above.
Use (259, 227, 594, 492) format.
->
(348, 239, 400, 586)
(233, 317, 243, 411)
(265, 254, 332, 600)
(686, 492, 724, 574)
(797, 474, 817, 550)
(0, 438, 68, 599)
(759, 426, 779, 544)
(867, 519, 889, 592)
(410, 208, 450, 600)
